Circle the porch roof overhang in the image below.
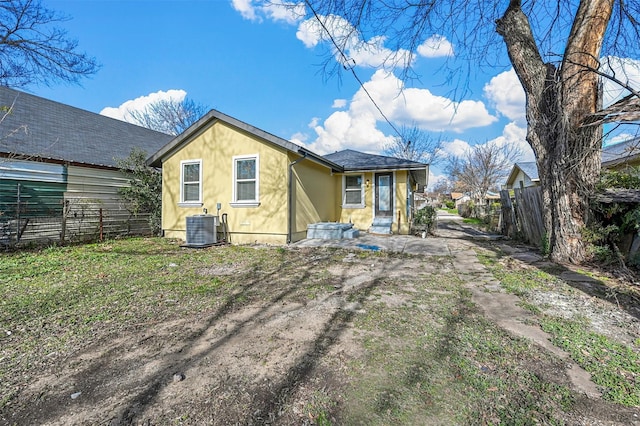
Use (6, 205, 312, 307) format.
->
(409, 166, 429, 189)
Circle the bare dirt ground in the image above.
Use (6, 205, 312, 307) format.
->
(2, 217, 640, 425)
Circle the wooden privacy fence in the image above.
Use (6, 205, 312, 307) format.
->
(1, 197, 153, 249)
(500, 186, 545, 247)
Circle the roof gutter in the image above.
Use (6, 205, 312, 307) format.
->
(287, 152, 308, 244)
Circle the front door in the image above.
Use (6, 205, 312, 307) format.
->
(375, 173, 393, 217)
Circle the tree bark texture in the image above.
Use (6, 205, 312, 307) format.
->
(497, 0, 613, 263)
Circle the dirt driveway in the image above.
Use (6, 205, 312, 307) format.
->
(2, 214, 639, 425)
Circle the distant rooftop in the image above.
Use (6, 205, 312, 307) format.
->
(602, 138, 640, 167)
(0, 86, 173, 168)
(515, 161, 539, 181)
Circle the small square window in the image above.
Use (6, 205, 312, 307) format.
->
(343, 174, 364, 207)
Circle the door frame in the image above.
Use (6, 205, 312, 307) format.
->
(374, 172, 394, 218)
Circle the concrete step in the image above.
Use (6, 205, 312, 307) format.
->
(307, 222, 355, 239)
(372, 217, 393, 227)
(343, 228, 360, 239)
(370, 216, 393, 234)
(369, 225, 392, 235)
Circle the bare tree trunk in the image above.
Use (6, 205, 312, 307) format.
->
(497, 0, 613, 263)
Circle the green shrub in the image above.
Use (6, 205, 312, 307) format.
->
(597, 166, 640, 190)
(116, 148, 162, 235)
(414, 206, 438, 235)
(587, 167, 640, 266)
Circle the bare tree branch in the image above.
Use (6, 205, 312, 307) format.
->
(382, 124, 444, 165)
(125, 98, 209, 136)
(446, 141, 522, 202)
(0, 0, 99, 88)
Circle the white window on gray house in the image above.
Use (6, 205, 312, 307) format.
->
(180, 160, 202, 204)
(231, 155, 260, 207)
(343, 174, 364, 208)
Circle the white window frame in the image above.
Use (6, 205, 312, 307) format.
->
(231, 154, 260, 208)
(342, 174, 365, 208)
(179, 159, 202, 206)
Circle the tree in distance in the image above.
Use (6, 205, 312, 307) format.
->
(0, 0, 99, 88)
(446, 141, 521, 203)
(383, 124, 445, 166)
(126, 97, 209, 136)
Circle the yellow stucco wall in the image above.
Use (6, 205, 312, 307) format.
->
(290, 153, 338, 242)
(337, 171, 372, 230)
(161, 120, 290, 245)
(335, 170, 411, 235)
(395, 171, 410, 234)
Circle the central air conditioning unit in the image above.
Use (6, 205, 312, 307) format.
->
(185, 215, 218, 247)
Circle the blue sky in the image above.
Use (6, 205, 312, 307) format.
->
(27, 0, 640, 186)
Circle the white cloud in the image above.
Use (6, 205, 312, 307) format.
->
(427, 172, 449, 191)
(296, 15, 412, 69)
(264, 1, 306, 24)
(298, 70, 497, 154)
(600, 56, 640, 107)
(417, 35, 454, 58)
(231, 0, 260, 21)
(290, 131, 308, 144)
(100, 89, 187, 122)
(358, 70, 496, 132)
(439, 122, 533, 164)
(486, 122, 534, 162)
(295, 17, 323, 48)
(441, 138, 472, 157)
(605, 132, 636, 147)
(332, 99, 347, 108)
(347, 35, 412, 69)
(308, 117, 320, 128)
(304, 109, 395, 154)
(232, 0, 305, 24)
(483, 68, 526, 124)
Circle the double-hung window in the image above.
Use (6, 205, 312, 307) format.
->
(180, 160, 202, 205)
(231, 155, 259, 207)
(343, 174, 364, 208)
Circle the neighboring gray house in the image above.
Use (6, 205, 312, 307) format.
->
(601, 138, 640, 169)
(504, 162, 540, 189)
(0, 86, 173, 244)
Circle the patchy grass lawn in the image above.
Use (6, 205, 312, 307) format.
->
(0, 237, 638, 425)
(478, 249, 640, 408)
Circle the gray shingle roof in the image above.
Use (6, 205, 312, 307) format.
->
(601, 138, 640, 167)
(323, 149, 428, 171)
(515, 161, 539, 181)
(0, 86, 173, 168)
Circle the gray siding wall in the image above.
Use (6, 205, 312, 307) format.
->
(1, 161, 153, 247)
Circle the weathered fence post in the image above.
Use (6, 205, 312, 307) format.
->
(16, 183, 21, 243)
(99, 208, 104, 241)
(500, 190, 516, 238)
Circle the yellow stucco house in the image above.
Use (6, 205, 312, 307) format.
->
(147, 109, 428, 245)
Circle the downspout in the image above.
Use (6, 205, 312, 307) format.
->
(287, 152, 307, 244)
